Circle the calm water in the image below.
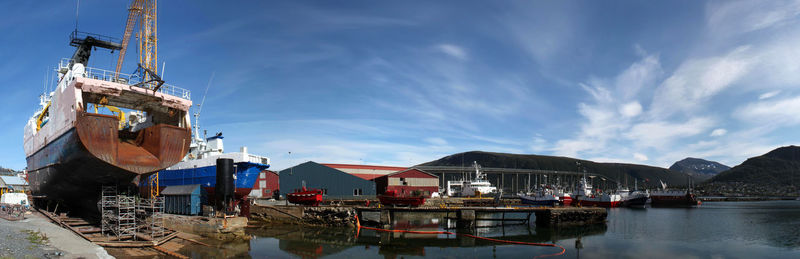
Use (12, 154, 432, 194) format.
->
(182, 201, 800, 258)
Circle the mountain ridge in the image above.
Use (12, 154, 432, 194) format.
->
(700, 145, 800, 196)
(669, 157, 729, 181)
(419, 151, 693, 187)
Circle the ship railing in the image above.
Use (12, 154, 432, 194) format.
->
(246, 154, 271, 166)
(58, 58, 191, 100)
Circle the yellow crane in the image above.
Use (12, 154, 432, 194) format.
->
(114, 0, 159, 90)
(115, 0, 161, 198)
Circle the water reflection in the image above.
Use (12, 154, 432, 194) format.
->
(246, 212, 606, 259)
(188, 201, 800, 258)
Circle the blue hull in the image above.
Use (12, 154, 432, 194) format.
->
(143, 161, 268, 193)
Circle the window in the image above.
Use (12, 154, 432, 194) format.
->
(259, 180, 266, 188)
(353, 188, 363, 196)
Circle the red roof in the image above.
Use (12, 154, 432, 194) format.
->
(321, 163, 407, 171)
(351, 174, 385, 181)
(385, 168, 438, 179)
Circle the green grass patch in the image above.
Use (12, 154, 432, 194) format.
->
(20, 230, 49, 245)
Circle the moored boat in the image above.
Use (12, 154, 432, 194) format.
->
(558, 192, 574, 206)
(378, 190, 426, 207)
(650, 190, 699, 206)
(141, 125, 270, 215)
(650, 181, 700, 207)
(519, 193, 559, 206)
(574, 177, 622, 207)
(622, 190, 650, 207)
(445, 161, 498, 197)
(287, 186, 324, 206)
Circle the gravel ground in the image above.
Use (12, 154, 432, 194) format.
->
(0, 212, 112, 259)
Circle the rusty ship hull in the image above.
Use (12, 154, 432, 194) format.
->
(24, 33, 193, 216)
(26, 114, 190, 215)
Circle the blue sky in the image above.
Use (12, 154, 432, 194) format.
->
(2, 0, 800, 171)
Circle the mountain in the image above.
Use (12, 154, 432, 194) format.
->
(700, 146, 800, 196)
(669, 157, 729, 181)
(419, 151, 693, 188)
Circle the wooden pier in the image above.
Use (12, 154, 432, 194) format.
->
(354, 206, 607, 228)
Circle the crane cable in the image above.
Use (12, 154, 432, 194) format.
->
(354, 214, 566, 258)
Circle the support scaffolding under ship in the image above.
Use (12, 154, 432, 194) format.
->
(23, 31, 192, 216)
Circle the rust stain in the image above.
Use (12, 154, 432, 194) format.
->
(75, 111, 190, 174)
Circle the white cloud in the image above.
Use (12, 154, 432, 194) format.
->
(530, 136, 548, 153)
(626, 117, 715, 148)
(735, 95, 800, 126)
(619, 102, 643, 118)
(554, 53, 663, 159)
(650, 46, 754, 118)
(710, 128, 727, 137)
(758, 90, 781, 100)
(615, 53, 662, 99)
(425, 137, 448, 146)
(633, 153, 649, 161)
(707, 0, 800, 36)
(436, 44, 468, 60)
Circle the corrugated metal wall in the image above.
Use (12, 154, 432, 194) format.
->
(388, 177, 438, 186)
(279, 161, 376, 199)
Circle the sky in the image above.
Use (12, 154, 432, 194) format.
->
(2, 0, 800, 171)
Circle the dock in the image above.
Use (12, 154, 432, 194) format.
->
(251, 204, 607, 229)
(355, 206, 607, 228)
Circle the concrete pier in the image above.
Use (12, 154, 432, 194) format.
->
(455, 209, 475, 229)
(533, 207, 607, 227)
(355, 206, 607, 228)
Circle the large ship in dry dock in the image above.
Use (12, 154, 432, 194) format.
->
(23, 31, 193, 216)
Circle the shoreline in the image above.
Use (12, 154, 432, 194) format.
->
(698, 196, 798, 202)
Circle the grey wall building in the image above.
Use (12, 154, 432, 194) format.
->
(279, 161, 376, 199)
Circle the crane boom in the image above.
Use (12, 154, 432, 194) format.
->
(114, 0, 144, 78)
(114, 0, 159, 90)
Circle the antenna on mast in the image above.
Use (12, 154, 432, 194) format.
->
(194, 72, 215, 140)
(75, 0, 80, 31)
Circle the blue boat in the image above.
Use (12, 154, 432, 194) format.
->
(519, 188, 560, 206)
(141, 127, 270, 203)
(519, 194, 560, 206)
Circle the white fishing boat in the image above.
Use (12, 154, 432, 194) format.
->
(445, 161, 498, 197)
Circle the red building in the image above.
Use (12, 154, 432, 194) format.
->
(250, 170, 279, 198)
(374, 169, 439, 197)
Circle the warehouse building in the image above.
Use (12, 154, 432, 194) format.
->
(322, 163, 407, 180)
(280, 162, 376, 199)
(374, 169, 439, 197)
(0, 176, 28, 196)
(249, 170, 279, 199)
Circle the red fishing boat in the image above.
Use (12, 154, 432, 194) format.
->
(287, 186, 323, 206)
(378, 190, 426, 207)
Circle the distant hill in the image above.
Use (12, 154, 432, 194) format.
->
(669, 157, 729, 181)
(419, 151, 693, 188)
(700, 146, 800, 196)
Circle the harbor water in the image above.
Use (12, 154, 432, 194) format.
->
(181, 200, 800, 258)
